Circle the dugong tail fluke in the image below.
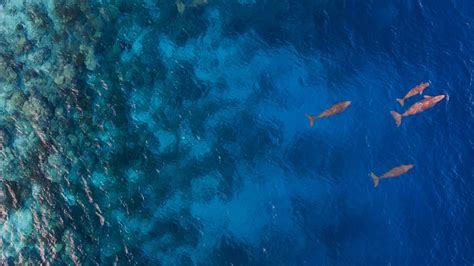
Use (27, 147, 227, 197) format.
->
(390, 111, 402, 127)
(370, 172, 380, 188)
(396, 98, 405, 107)
(305, 114, 317, 127)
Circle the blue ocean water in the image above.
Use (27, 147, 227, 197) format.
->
(0, 0, 473, 265)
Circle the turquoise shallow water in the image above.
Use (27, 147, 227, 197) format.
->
(0, 0, 473, 265)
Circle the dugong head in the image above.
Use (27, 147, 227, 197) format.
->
(431, 95, 446, 103)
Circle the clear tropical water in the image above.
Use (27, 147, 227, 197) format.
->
(0, 0, 473, 265)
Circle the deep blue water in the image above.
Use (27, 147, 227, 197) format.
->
(0, 0, 473, 265)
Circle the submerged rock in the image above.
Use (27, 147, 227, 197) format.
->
(0, 83, 15, 99)
(43, 152, 67, 182)
(63, 64, 75, 80)
(21, 95, 52, 122)
(5, 90, 27, 114)
(81, 45, 97, 70)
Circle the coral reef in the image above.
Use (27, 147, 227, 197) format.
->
(0, 0, 301, 263)
(0, 0, 204, 263)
